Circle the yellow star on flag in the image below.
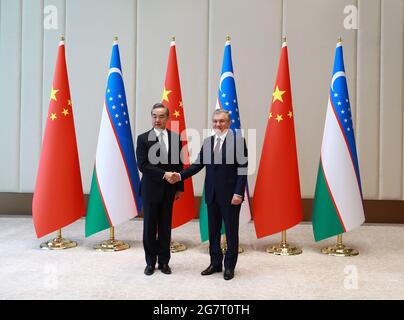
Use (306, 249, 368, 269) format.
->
(62, 109, 69, 116)
(268, 112, 273, 119)
(174, 110, 181, 118)
(275, 114, 283, 122)
(50, 113, 57, 121)
(68, 99, 72, 106)
(162, 87, 172, 102)
(288, 111, 293, 118)
(179, 101, 183, 107)
(50, 87, 59, 101)
(272, 85, 286, 103)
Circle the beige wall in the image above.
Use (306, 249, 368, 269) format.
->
(0, 0, 403, 200)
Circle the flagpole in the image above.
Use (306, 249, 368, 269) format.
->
(265, 230, 302, 256)
(164, 35, 188, 254)
(37, 34, 79, 250)
(217, 35, 246, 255)
(316, 36, 361, 257)
(94, 226, 130, 252)
(40, 228, 78, 250)
(262, 36, 302, 256)
(321, 233, 359, 256)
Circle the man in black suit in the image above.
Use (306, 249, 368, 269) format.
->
(136, 103, 183, 276)
(168, 109, 248, 280)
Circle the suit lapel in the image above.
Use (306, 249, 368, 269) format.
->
(167, 129, 172, 160)
(222, 130, 235, 163)
(210, 135, 215, 163)
(149, 128, 158, 143)
(148, 129, 160, 158)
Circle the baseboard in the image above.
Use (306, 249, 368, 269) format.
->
(1, 193, 403, 223)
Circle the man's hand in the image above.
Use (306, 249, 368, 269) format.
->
(175, 191, 183, 200)
(231, 194, 242, 205)
(164, 172, 181, 184)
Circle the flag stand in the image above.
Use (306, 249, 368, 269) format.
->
(40, 228, 77, 250)
(220, 235, 244, 254)
(321, 234, 359, 256)
(94, 227, 129, 252)
(266, 230, 302, 256)
(170, 241, 187, 253)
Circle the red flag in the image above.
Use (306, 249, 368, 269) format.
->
(32, 39, 85, 238)
(253, 41, 303, 238)
(162, 39, 196, 228)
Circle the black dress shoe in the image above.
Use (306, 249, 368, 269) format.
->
(201, 264, 222, 276)
(223, 269, 234, 280)
(158, 264, 172, 274)
(144, 265, 155, 276)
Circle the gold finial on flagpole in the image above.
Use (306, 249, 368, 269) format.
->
(114, 36, 118, 41)
(60, 35, 65, 41)
(338, 37, 342, 43)
(171, 36, 176, 42)
(282, 36, 287, 43)
(226, 35, 231, 41)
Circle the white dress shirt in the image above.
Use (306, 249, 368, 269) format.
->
(154, 128, 169, 153)
(213, 130, 228, 152)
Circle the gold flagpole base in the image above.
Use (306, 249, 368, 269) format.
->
(220, 239, 244, 254)
(40, 237, 77, 250)
(94, 239, 130, 252)
(170, 241, 187, 253)
(266, 242, 302, 256)
(321, 243, 359, 256)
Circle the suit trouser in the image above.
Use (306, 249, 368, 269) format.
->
(142, 192, 174, 266)
(207, 200, 241, 270)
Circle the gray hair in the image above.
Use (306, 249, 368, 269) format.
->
(151, 103, 169, 117)
(212, 109, 230, 121)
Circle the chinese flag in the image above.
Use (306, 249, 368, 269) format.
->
(253, 40, 303, 238)
(162, 39, 196, 228)
(32, 39, 85, 238)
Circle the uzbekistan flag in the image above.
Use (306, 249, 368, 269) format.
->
(199, 37, 252, 242)
(85, 39, 141, 237)
(312, 40, 365, 241)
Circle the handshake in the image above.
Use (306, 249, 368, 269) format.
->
(164, 172, 181, 184)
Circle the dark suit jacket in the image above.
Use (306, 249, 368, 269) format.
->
(136, 129, 184, 203)
(181, 130, 248, 206)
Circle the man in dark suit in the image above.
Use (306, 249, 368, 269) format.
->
(136, 103, 183, 276)
(168, 109, 248, 280)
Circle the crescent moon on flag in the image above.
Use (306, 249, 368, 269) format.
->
(108, 67, 122, 77)
(331, 71, 346, 91)
(219, 71, 234, 92)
